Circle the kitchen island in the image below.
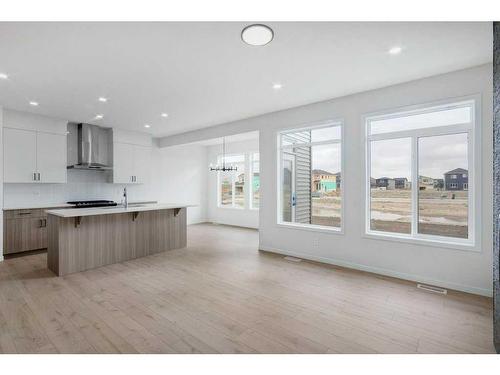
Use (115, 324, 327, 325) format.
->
(46, 204, 191, 276)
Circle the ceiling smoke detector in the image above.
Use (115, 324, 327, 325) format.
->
(241, 24, 274, 46)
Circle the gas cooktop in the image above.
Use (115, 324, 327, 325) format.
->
(67, 200, 118, 208)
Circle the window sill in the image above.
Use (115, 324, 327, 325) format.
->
(217, 206, 245, 210)
(363, 231, 479, 252)
(276, 222, 343, 235)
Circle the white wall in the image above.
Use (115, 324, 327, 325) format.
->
(156, 143, 208, 225)
(158, 64, 493, 296)
(3, 109, 67, 134)
(207, 138, 259, 229)
(0, 107, 3, 261)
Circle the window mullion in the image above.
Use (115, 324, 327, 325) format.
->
(467, 129, 473, 242)
(411, 136, 419, 237)
(232, 171, 236, 207)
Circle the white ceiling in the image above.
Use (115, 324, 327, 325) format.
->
(0, 22, 492, 138)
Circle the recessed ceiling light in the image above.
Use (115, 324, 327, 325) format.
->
(95, 114, 104, 119)
(144, 124, 151, 128)
(272, 83, 283, 90)
(0, 73, 8, 79)
(241, 24, 274, 46)
(29, 101, 39, 106)
(98, 97, 107, 102)
(388, 46, 403, 55)
(161, 113, 169, 118)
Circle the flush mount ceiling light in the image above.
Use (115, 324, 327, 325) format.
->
(29, 101, 39, 106)
(272, 83, 283, 90)
(161, 113, 168, 118)
(144, 124, 151, 128)
(95, 114, 104, 119)
(388, 46, 403, 55)
(98, 97, 108, 102)
(0, 73, 8, 79)
(241, 24, 274, 46)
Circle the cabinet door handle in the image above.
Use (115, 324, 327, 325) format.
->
(43, 219, 47, 227)
(33, 172, 37, 181)
(37, 173, 41, 181)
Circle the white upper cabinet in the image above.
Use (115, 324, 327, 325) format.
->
(111, 129, 152, 184)
(36, 132, 67, 183)
(113, 142, 136, 183)
(3, 128, 37, 183)
(3, 128, 67, 183)
(3, 110, 68, 184)
(134, 145, 152, 184)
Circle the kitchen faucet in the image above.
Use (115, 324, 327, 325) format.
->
(123, 187, 128, 208)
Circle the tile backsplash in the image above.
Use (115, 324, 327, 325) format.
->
(3, 169, 156, 207)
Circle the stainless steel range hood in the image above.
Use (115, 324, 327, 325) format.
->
(67, 123, 112, 170)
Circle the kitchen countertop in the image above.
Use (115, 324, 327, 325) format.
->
(45, 203, 195, 218)
(3, 203, 74, 210)
(2, 200, 158, 211)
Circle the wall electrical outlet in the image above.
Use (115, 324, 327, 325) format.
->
(312, 237, 320, 249)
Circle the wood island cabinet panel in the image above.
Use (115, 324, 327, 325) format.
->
(47, 208, 187, 276)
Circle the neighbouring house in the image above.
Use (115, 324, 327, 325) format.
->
(418, 175, 435, 190)
(375, 177, 395, 190)
(394, 177, 410, 189)
(252, 173, 260, 192)
(334, 172, 341, 190)
(235, 173, 245, 194)
(312, 169, 340, 192)
(444, 168, 468, 191)
(433, 178, 444, 190)
(370, 177, 377, 188)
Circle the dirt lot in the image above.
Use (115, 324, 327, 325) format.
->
(310, 188, 468, 238)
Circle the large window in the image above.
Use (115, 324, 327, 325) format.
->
(366, 100, 476, 245)
(217, 152, 259, 209)
(278, 122, 342, 230)
(218, 154, 245, 208)
(251, 153, 260, 209)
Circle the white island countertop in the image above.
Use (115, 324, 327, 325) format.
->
(45, 203, 195, 218)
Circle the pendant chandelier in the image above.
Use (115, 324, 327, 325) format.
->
(209, 137, 237, 172)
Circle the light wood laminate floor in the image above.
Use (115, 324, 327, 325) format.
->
(0, 223, 495, 353)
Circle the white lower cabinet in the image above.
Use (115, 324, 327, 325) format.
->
(3, 127, 66, 183)
(113, 142, 151, 184)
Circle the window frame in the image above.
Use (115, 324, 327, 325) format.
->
(216, 153, 246, 209)
(249, 152, 260, 210)
(364, 96, 481, 251)
(276, 119, 345, 234)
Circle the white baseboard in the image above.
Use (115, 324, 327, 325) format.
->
(259, 245, 493, 297)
